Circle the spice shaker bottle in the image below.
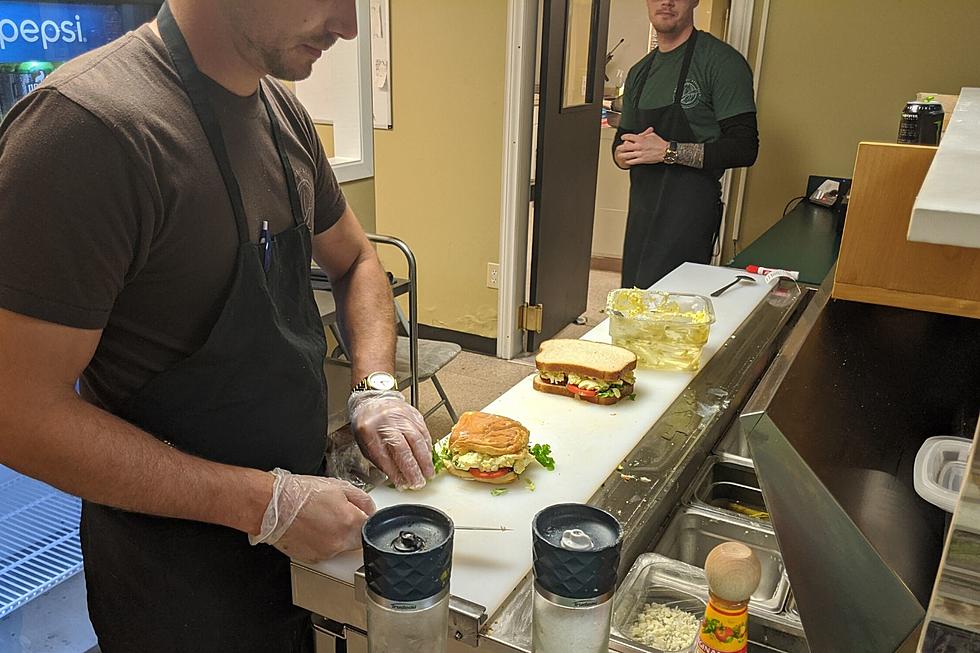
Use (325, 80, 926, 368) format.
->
(531, 503, 622, 653)
(362, 505, 454, 653)
(697, 542, 762, 653)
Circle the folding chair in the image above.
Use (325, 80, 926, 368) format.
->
(315, 234, 460, 426)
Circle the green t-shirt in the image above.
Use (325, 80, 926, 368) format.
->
(620, 31, 755, 143)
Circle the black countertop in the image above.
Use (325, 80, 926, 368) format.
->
(729, 203, 843, 286)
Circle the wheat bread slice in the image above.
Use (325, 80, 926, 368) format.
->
(532, 375, 634, 406)
(534, 339, 637, 381)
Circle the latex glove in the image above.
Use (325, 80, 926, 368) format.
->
(348, 390, 435, 490)
(249, 468, 376, 563)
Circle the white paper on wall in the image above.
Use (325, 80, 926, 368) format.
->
(370, 0, 392, 128)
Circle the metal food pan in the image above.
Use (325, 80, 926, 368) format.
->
(653, 506, 789, 614)
(687, 457, 771, 525)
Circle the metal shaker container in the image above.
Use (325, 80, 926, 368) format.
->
(362, 505, 454, 653)
(531, 503, 623, 653)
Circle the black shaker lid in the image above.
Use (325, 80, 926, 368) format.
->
(532, 503, 622, 601)
(362, 505, 454, 603)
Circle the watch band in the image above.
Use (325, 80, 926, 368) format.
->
(664, 141, 679, 164)
(352, 377, 372, 392)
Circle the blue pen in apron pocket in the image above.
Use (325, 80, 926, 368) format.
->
(258, 220, 272, 272)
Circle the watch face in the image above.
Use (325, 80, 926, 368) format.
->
(367, 372, 396, 391)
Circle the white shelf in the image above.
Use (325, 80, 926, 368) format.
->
(909, 87, 980, 249)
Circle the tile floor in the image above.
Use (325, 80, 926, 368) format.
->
(416, 269, 621, 438)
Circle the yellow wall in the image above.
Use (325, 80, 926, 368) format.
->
(372, 0, 508, 339)
(695, 0, 729, 37)
(340, 177, 377, 232)
(734, 1, 980, 255)
(312, 123, 376, 232)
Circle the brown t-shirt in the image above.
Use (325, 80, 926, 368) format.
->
(0, 25, 346, 414)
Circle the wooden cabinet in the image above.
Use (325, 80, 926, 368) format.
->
(833, 142, 980, 318)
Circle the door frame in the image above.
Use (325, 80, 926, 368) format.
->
(496, 0, 538, 359)
(728, 0, 771, 251)
(713, 0, 755, 264)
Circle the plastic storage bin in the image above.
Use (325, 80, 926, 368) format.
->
(606, 289, 716, 371)
(914, 436, 973, 513)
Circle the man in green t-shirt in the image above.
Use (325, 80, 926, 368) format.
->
(614, 0, 759, 288)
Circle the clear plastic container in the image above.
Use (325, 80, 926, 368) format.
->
(914, 436, 973, 513)
(606, 289, 716, 371)
(612, 554, 708, 652)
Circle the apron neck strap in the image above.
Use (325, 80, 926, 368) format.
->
(156, 2, 306, 243)
(631, 28, 699, 114)
(672, 29, 699, 107)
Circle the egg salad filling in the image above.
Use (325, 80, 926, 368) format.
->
(447, 450, 536, 474)
(538, 370, 635, 398)
(433, 441, 556, 476)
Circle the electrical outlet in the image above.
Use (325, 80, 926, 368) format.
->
(486, 263, 500, 289)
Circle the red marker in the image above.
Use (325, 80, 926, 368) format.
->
(746, 265, 799, 281)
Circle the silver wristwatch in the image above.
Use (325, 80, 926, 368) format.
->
(352, 371, 398, 392)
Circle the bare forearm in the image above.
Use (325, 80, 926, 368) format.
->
(0, 390, 272, 535)
(332, 246, 396, 384)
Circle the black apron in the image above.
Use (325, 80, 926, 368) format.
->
(80, 4, 327, 651)
(620, 29, 723, 289)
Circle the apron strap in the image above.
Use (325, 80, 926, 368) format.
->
(672, 29, 699, 107)
(156, 2, 305, 243)
(260, 86, 306, 229)
(630, 52, 656, 114)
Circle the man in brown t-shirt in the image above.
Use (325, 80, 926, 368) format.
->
(0, 1, 434, 650)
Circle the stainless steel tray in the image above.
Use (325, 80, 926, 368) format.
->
(685, 457, 771, 526)
(786, 593, 799, 622)
(653, 506, 790, 614)
(611, 553, 706, 653)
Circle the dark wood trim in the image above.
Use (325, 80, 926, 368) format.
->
(417, 324, 497, 356)
(591, 255, 622, 273)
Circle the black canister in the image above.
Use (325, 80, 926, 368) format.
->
(362, 505, 454, 653)
(898, 100, 945, 146)
(531, 504, 623, 653)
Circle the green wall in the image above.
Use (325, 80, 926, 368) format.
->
(732, 1, 980, 257)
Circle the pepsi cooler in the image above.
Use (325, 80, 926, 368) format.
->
(0, 0, 159, 119)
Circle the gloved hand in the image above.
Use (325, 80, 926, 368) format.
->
(249, 468, 376, 563)
(348, 390, 435, 490)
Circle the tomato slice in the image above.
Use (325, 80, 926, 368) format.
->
(469, 468, 513, 479)
(566, 383, 597, 398)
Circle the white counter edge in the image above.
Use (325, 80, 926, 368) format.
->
(909, 87, 980, 249)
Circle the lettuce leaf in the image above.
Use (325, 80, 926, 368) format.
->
(530, 443, 556, 471)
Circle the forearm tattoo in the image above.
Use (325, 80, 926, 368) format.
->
(676, 143, 704, 169)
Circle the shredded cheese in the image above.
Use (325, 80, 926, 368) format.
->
(629, 603, 700, 651)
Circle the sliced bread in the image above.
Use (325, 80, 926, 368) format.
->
(534, 339, 637, 381)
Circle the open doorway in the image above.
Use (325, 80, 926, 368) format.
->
(497, 0, 752, 360)
(593, 0, 733, 272)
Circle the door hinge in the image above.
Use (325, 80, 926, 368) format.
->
(518, 304, 543, 332)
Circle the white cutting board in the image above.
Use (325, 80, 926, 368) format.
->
(307, 263, 773, 618)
